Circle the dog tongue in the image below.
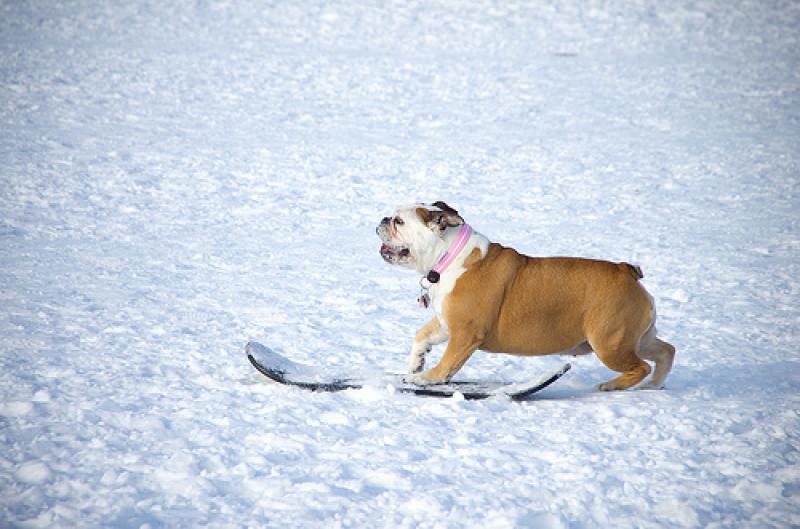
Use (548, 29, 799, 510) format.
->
(380, 243, 394, 255)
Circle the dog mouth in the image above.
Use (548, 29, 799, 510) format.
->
(380, 243, 410, 262)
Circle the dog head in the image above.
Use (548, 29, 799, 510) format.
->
(376, 201, 465, 274)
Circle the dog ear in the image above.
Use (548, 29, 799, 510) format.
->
(423, 202, 464, 230)
(431, 201, 459, 216)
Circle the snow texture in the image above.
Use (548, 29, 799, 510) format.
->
(1, 1, 799, 528)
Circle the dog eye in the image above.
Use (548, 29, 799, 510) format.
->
(394, 217, 404, 226)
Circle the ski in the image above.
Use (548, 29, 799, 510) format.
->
(246, 341, 570, 401)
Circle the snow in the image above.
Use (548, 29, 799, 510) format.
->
(1, 0, 798, 527)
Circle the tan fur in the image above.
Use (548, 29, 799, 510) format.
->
(419, 243, 675, 390)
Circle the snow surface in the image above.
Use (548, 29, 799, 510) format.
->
(1, 0, 799, 527)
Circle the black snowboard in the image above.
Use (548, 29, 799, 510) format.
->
(246, 341, 570, 401)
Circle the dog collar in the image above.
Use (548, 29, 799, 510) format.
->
(425, 223, 473, 284)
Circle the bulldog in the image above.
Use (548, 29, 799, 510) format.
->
(376, 201, 675, 390)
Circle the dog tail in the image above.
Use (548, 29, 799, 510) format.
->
(621, 262, 644, 280)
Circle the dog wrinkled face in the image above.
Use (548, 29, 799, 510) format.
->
(376, 212, 416, 267)
(376, 202, 465, 271)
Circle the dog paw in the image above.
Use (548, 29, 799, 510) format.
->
(407, 345, 430, 374)
(407, 363, 424, 374)
(637, 381, 665, 390)
(404, 371, 442, 386)
(407, 353, 426, 374)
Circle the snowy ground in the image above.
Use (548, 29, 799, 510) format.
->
(1, 0, 799, 527)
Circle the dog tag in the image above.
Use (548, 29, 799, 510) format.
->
(417, 293, 430, 309)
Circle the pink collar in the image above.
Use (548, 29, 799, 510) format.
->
(425, 224, 473, 284)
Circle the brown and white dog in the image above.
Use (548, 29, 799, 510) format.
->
(376, 201, 675, 390)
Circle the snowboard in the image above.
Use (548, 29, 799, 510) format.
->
(246, 341, 570, 401)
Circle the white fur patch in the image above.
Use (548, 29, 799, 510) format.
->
(428, 230, 490, 325)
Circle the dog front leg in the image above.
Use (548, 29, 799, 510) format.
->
(408, 318, 449, 374)
(406, 330, 481, 385)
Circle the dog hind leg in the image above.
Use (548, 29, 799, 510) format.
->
(591, 332, 652, 391)
(636, 328, 676, 389)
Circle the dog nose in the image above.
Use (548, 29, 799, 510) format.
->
(381, 217, 390, 225)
